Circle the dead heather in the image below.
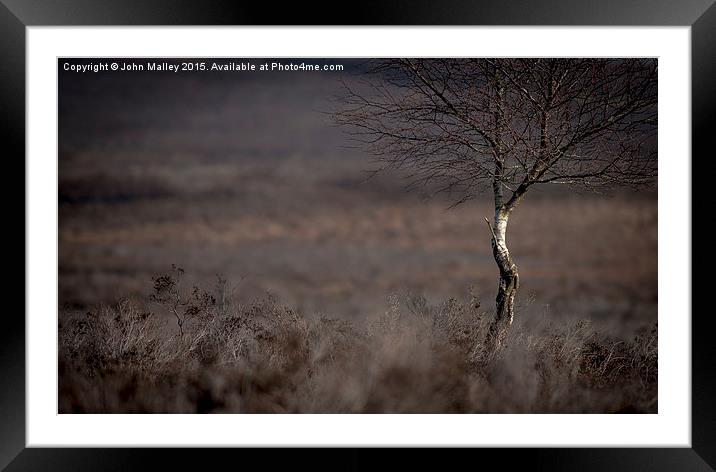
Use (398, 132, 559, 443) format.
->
(59, 268, 657, 414)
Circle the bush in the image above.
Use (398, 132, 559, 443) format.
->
(59, 270, 657, 413)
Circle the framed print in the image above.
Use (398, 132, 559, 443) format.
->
(2, 0, 713, 469)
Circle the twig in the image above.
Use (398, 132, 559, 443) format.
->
(484, 217, 497, 241)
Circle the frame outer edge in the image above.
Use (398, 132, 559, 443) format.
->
(0, 1, 26, 471)
(1, 0, 715, 25)
(692, 2, 716, 470)
(1, 0, 711, 468)
(2, 448, 715, 472)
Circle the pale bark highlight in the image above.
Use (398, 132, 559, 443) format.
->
(484, 211, 519, 352)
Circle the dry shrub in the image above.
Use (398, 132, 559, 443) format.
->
(59, 271, 657, 413)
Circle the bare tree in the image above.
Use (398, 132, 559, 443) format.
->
(334, 58, 657, 351)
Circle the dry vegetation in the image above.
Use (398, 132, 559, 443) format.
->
(59, 267, 657, 413)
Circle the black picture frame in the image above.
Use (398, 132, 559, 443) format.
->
(1, 0, 712, 469)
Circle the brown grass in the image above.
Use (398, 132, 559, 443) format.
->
(59, 269, 657, 414)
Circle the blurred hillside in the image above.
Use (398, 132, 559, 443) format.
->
(59, 59, 657, 336)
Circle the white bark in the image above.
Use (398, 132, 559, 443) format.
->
(494, 209, 509, 248)
(486, 207, 519, 352)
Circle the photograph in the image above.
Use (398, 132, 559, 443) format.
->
(58, 57, 658, 414)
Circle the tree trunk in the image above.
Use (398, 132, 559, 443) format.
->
(486, 209, 519, 351)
